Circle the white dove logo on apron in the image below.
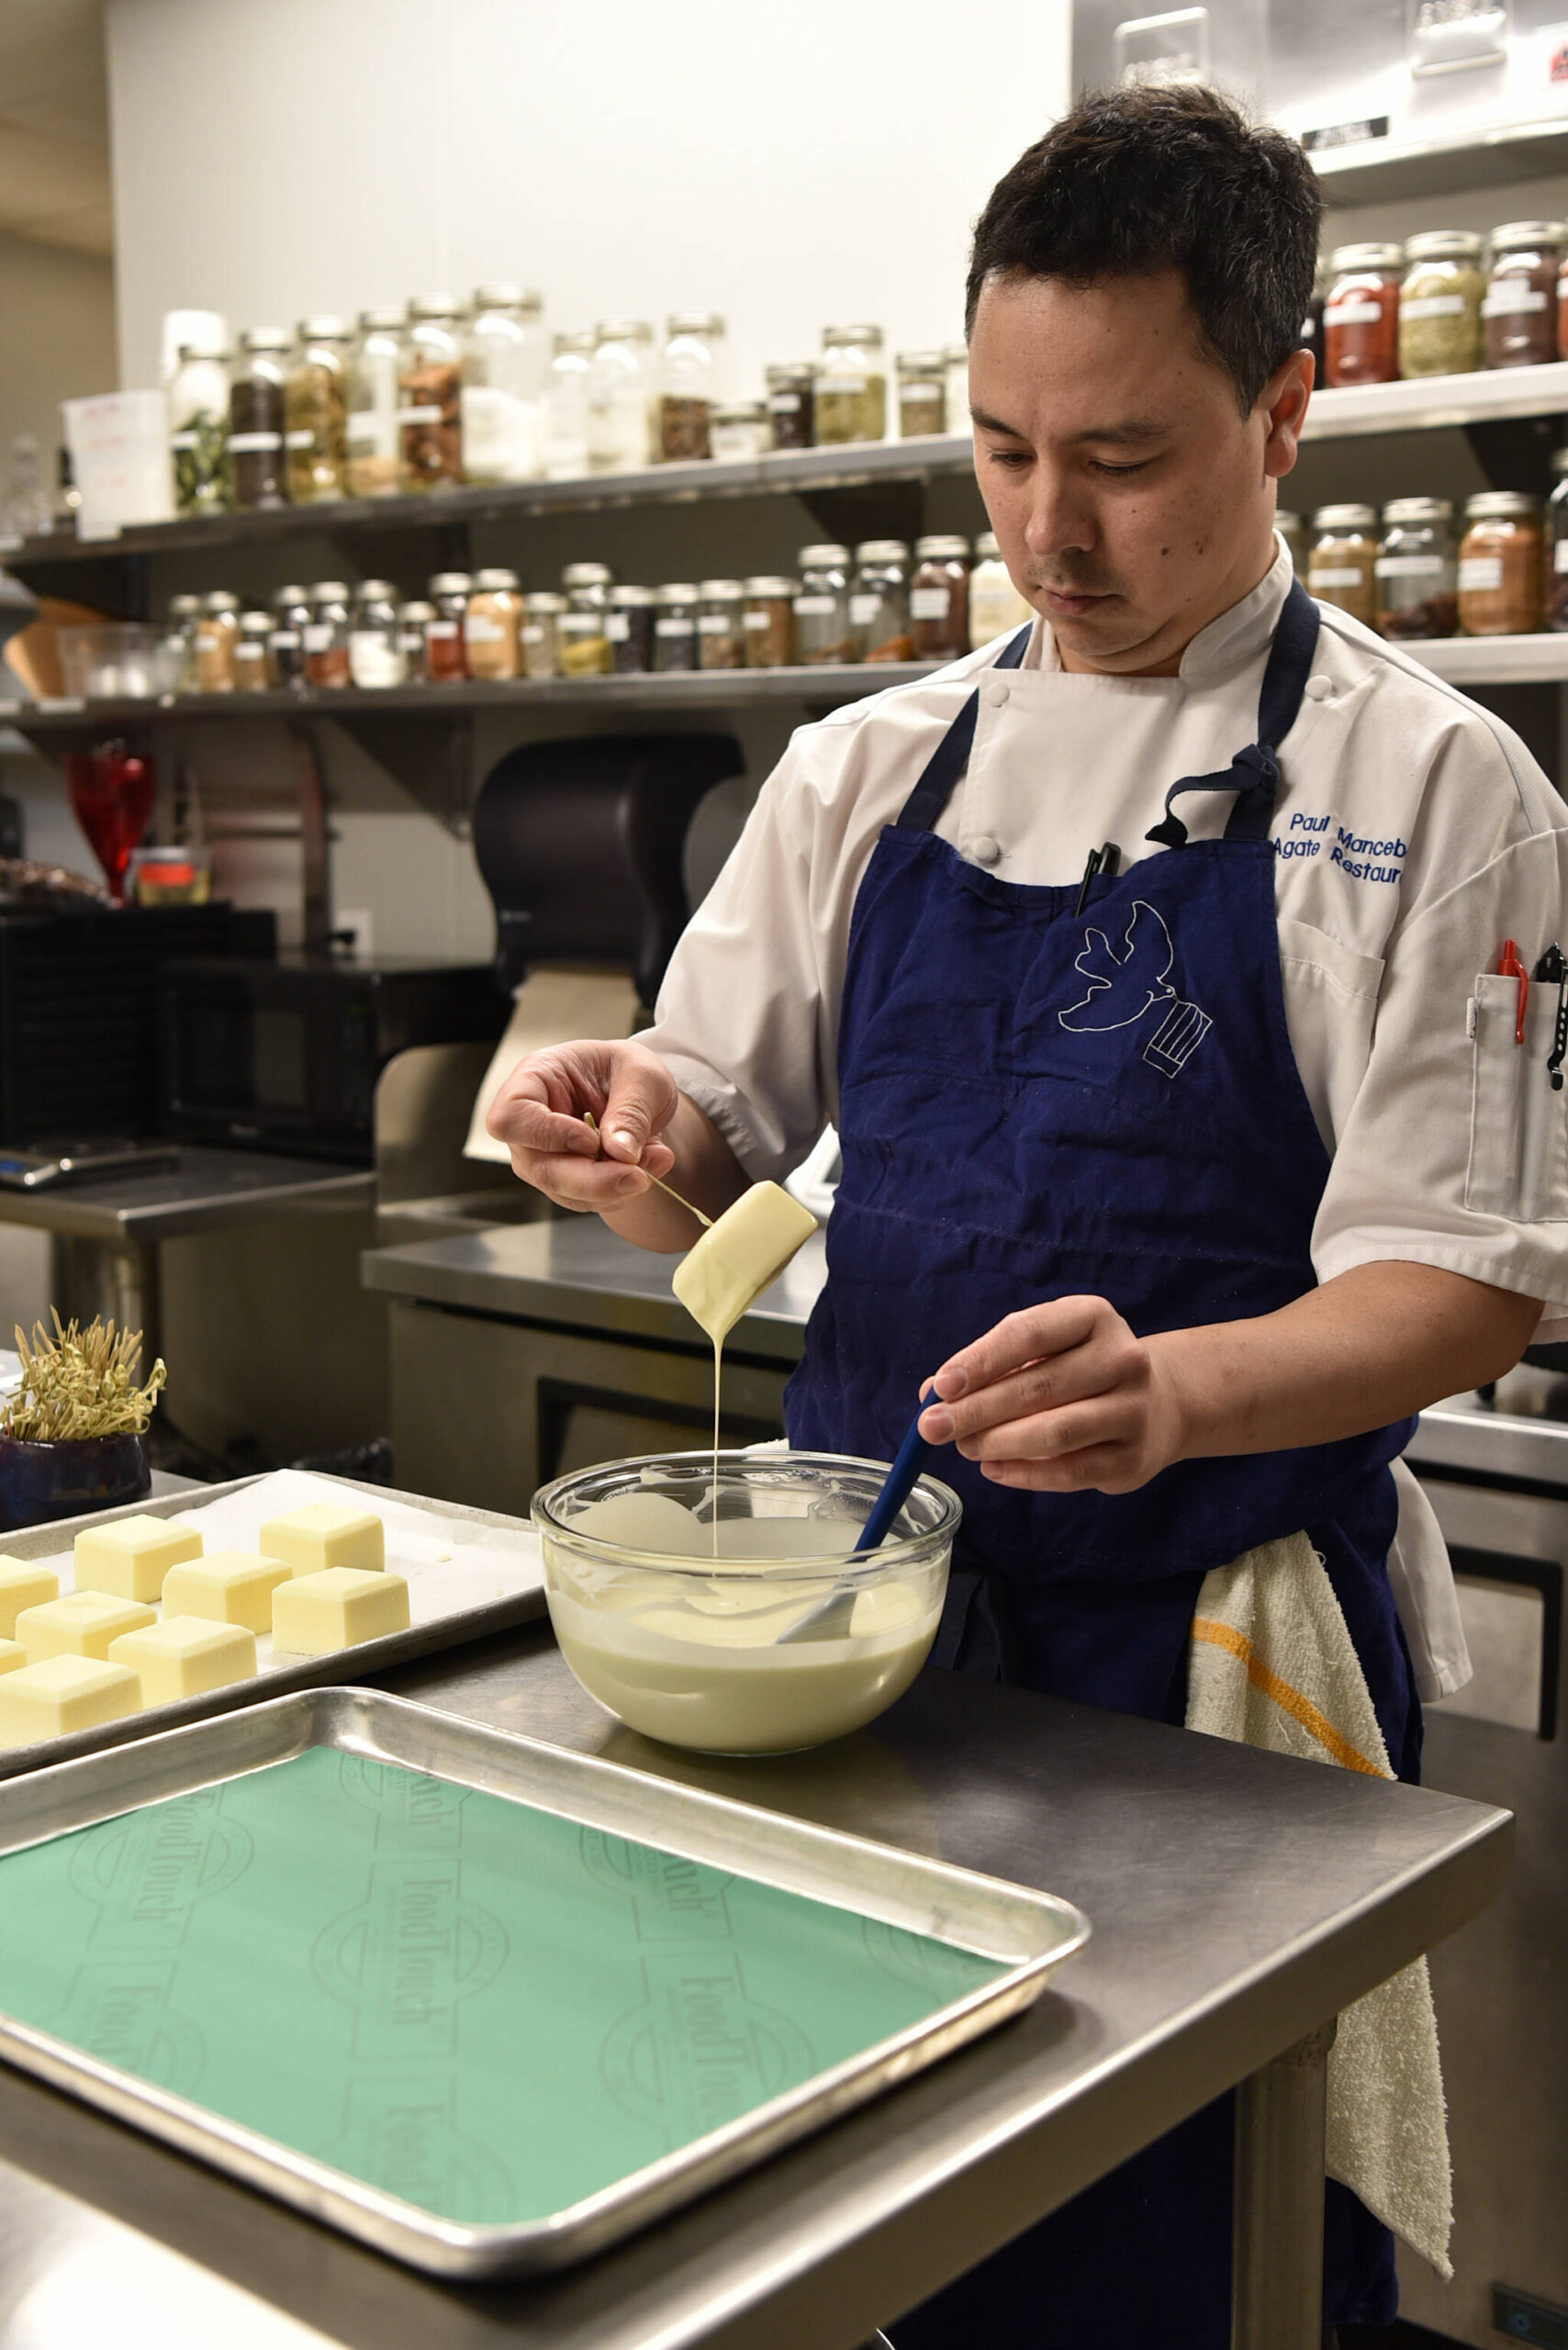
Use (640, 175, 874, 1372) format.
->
(1058, 899, 1213, 1078)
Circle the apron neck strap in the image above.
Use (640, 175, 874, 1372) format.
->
(1146, 577, 1321, 850)
(894, 622, 1033, 832)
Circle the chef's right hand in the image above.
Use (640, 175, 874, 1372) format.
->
(486, 1038, 680, 1213)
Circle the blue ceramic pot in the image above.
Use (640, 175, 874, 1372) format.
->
(0, 1433, 150, 1533)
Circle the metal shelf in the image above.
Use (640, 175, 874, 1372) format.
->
(1395, 633, 1568, 687)
(1301, 361, 1568, 442)
(1309, 117, 1568, 208)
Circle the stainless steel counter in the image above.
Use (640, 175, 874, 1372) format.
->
(0, 1147, 374, 1247)
(0, 1631, 1510, 2350)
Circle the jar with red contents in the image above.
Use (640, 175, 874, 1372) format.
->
(1323, 244, 1404, 388)
(425, 572, 472, 683)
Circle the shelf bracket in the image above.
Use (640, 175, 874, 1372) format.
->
(316, 710, 475, 838)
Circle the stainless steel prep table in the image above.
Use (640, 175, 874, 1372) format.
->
(0, 1628, 1509, 2350)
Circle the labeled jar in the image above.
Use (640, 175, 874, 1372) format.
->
(560, 562, 613, 675)
(910, 534, 970, 660)
(896, 352, 946, 440)
(163, 593, 201, 692)
(588, 320, 656, 474)
(709, 402, 769, 462)
(305, 582, 353, 688)
(268, 586, 310, 688)
(464, 566, 522, 679)
(743, 576, 795, 667)
(522, 589, 566, 677)
(195, 591, 239, 692)
(816, 325, 886, 445)
(349, 580, 408, 688)
(1458, 490, 1544, 634)
(286, 316, 349, 502)
(1484, 223, 1563, 370)
(398, 599, 433, 685)
(168, 334, 231, 515)
(698, 578, 745, 670)
(766, 363, 815, 451)
(1398, 233, 1484, 379)
(794, 543, 855, 664)
(229, 328, 290, 508)
(969, 531, 1034, 645)
(345, 308, 406, 497)
(400, 296, 465, 489)
(851, 540, 913, 662)
(1274, 509, 1306, 575)
(425, 571, 472, 681)
(1307, 505, 1378, 625)
(1323, 246, 1403, 388)
(943, 343, 969, 434)
(1374, 498, 1457, 639)
(607, 586, 654, 673)
(658, 312, 725, 462)
(653, 582, 700, 672)
(462, 285, 545, 485)
(234, 611, 271, 692)
(542, 330, 593, 480)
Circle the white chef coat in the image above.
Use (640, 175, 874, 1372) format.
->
(644, 540, 1568, 1696)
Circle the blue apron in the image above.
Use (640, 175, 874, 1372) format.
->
(786, 582, 1417, 2344)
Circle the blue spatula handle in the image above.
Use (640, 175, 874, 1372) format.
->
(855, 1386, 943, 1552)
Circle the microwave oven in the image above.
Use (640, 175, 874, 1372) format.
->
(161, 955, 503, 1162)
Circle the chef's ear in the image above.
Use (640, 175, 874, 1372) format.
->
(1260, 347, 1313, 481)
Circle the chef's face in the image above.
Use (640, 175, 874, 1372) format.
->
(968, 268, 1311, 677)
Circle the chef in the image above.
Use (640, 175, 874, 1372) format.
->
(488, 81, 1568, 2350)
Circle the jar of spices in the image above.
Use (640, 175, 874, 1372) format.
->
(1374, 498, 1457, 639)
(462, 285, 546, 485)
(709, 402, 769, 463)
(943, 343, 969, 434)
(969, 532, 1034, 645)
(425, 572, 472, 682)
(1458, 491, 1545, 634)
(522, 589, 566, 677)
(168, 332, 231, 515)
(267, 586, 310, 688)
(588, 321, 657, 475)
(305, 583, 353, 688)
(285, 316, 349, 502)
(163, 593, 201, 691)
(896, 352, 946, 441)
(1323, 246, 1404, 388)
(816, 326, 887, 445)
(234, 611, 271, 692)
(398, 600, 433, 685)
(229, 328, 290, 509)
(698, 579, 745, 670)
(910, 535, 970, 661)
(1307, 505, 1378, 625)
(794, 543, 855, 664)
(1398, 233, 1484, 379)
(653, 583, 700, 672)
(1484, 223, 1564, 370)
(658, 313, 725, 463)
(766, 364, 815, 451)
(560, 562, 613, 675)
(743, 576, 796, 667)
(345, 308, 406, 497)
(349, 581, 407, 688)
(195, 592, 239, 692)
(464, 567, 522, 679)
(607, 586, 654, 673)
(400, 296, 465, 490)
(850, 541, 913, 662)
(1274, 509, 1306, 574)
(542, 331, 594, 480)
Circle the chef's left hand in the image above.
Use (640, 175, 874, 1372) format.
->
(916, 1296, 1184, 1494)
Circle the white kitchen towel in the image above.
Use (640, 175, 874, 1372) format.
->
(1186, 1532, 1453, 2278)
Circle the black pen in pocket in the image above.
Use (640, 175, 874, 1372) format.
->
(1532, 943, 1568, 1091)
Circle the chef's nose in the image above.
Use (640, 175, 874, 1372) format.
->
(1022, 464, 1097, 563)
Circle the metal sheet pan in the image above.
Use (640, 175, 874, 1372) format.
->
(0, 1474, 546, 1783)
(0, 1685, 1090, 2277)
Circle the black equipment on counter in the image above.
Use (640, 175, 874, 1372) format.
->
(471, 733, 745, 1007)
(160, 955, 504, 1163)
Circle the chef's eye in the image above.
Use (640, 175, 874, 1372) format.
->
(1094, 458, 1153, 476)
(986, 448, 1031, 469)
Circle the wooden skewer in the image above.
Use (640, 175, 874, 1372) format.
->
(584, 1111, 712, 1228)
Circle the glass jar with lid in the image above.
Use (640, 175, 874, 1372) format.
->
(910, 535, 970, 660)
(698, 579, 745, 670)
(943, 343, 969, 434)
(969, 532, 1034, 646)
(305, 583, 353, 688)
(542, 331, 593, 480)
(588, 321, 656, 475)
(522, 590, 566, 677)
(286, 317, 349, 503)
(1550, 451, 1568, 630)
(1307, 506, 1378, 625)
(1484, 224, 1564, 369)
(896, 352, 946, 441)
(425, 572, 472, 681)
(267, 586, 310, 688)
(229, 328, 290, 509)
(464, 567, 522, 680)
(850, 541, 913, 662)
(559, 562, 613, 675)
(607, 586, 654, 674)
(348, 581, 406, 688)
(168, 332, 231, 515)
(1398, 234, 1484, 379)
(461, 285, 546, 486)
(344, 308, 405, 498)
(234, 612, 271, 692)
(743, 576, 795, 667)
(1374, 498, 1457, 639)
(398, 600, 433, 685)
(658, 314, 725, 463)
(709, 403, 768, 463)
(1274, 509, 1306, 575)
(766, 364, 815, 451)
(1459, 491, 1545, 633)
(163, 593, 201, 692)
(793, 543, 855, 664)
(1323, 247, 1404, 388)
(816, 326, 887, 445)
(400, 296, 465, 489)
(195, 592, 240, 692)
(653, 583, 700, 672)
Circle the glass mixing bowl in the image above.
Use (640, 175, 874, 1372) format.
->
(532, 1451, 960, 1754)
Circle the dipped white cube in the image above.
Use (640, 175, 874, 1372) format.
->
(0, 1655, 140, 1747)
(0, 1561, 59, 1639)
(162, 1550, 293, 1634)
(74, 1515, 203, 1604)
(17, 1591, 156, 1662)
(0, 1638, 25, 1675)
(258, 1505, 385, 1577)
(272, 1567, 409, 1656)
(672, 1182, 818, 1345)
(107, 1616, 256, 1707)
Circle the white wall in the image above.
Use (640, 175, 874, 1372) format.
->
(0, 229, 117, 462)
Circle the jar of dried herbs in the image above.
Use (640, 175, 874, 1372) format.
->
(588, 321, 657, 475)
(400, 296, 465, 491)
(1307, 505, 1378, 626)
(698, 579, 745, 670)
(163, 593, 201, 692)
(1458, 491, 1544, 634)
(286, 316, 349, 503)
(943, 343, 969, 433)
(1484, 223, 1563, 369)
(896, 352, 946, 440)
(709, 403, 768, 463)
(462, 285, 546, 485)
(1549, 451, 1568, 629)
(766, 364, 815, 451)
(234, 611, 271, 693)
(1374, 498, 1457, 639)
(658, 313, 725, 464)
(195, 592, 239, 692)
(349, 581, 407, 688)
(850, 541, 913, 662)
(743, 576, 795, 667)
(267, 586, 310, 688)
(653, 583, 700, 672)
(1398, 233, 1484, 379)
(399, 600, 433, 685)
(345, 308, 405, 498)
(816, 326, 887, 445)
(560, 562, 614, 676)
(464, 567, 522, 680)
(425, 572, 472, 682)
(229, 328, 290, 509)
(607, 586, 654, 674)
(910, 535, 970, 660)
(305, 583, 353, 688)
(522, 590, 566, 677)
(794, 544, 855, 664)
(168, 334, 231, 515)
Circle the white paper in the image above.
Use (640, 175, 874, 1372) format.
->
(464, 964, 641, 1164)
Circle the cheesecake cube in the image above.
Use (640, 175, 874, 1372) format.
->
(17, 1590, 157, 1662)
(107, 1616, 256, 1708)
(0, 1655, 140, 1747)
(272, 1567, 409, 1656)
(162, 1550, 292, 1633)
(0, 1560, 59, 1639)
(0, 1638, 26, 1674)
(258, 1505, 385, 1577)
(74, 1514, 203, 1603)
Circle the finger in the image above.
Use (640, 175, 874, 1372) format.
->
(958, 1393, 1139, 1463)
(920, 1335, 1129, 1444)
(929, 1297, 1106, 1403)
(487, 1072, 600, 1158)
(980, 1442, 1134, 1493)
(599, 1065, 678, 1164)
(509, 1150, 659, 1212)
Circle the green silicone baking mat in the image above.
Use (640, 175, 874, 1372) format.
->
(0, 1689, 1089, 2274)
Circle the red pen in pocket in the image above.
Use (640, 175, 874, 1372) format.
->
(1498, 939, 1529, 1045)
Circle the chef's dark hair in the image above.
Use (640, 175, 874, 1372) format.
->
(965, 84, 1322, 416)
